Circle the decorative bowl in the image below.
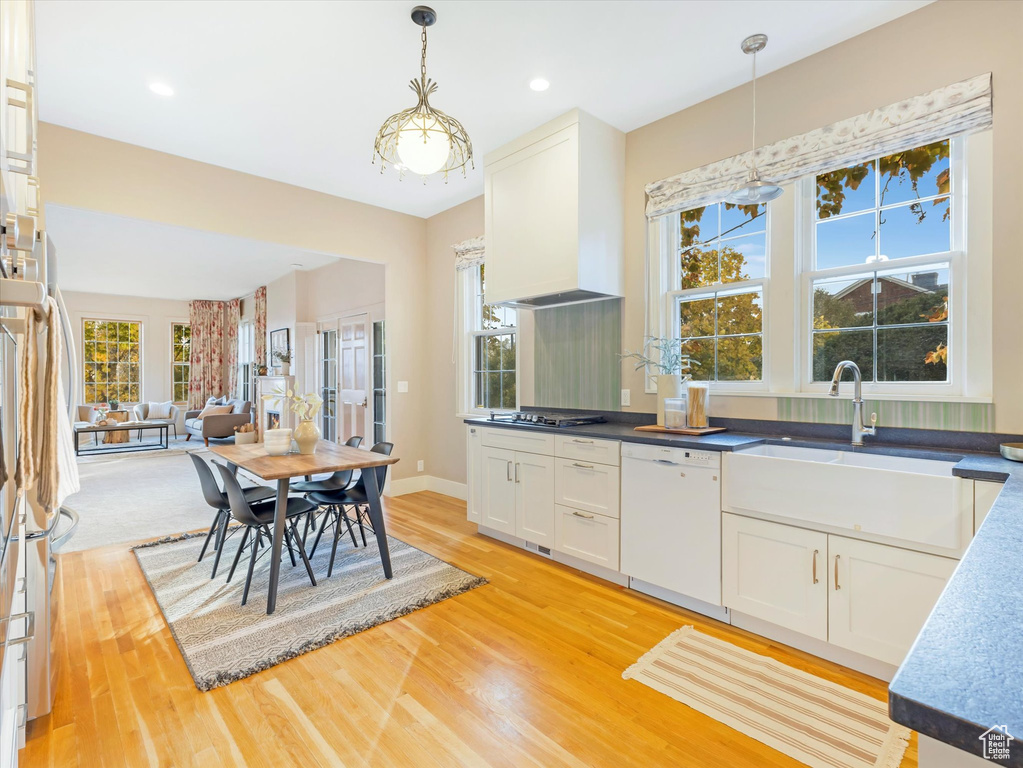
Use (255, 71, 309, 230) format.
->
(999, 443, 1023, 462)
(265, 440, 290, 456)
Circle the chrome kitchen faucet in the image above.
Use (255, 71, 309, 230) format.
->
(828, 360, 878, 446)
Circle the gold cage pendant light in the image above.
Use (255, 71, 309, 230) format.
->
(373, 6, 473, 182)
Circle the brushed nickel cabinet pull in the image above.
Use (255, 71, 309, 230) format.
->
(571, 462, 594, 469)
(572, 511, 594, 519)
(514, 463, 520, 483)
(571, 439, 594, 444)
(812, 549, 819, 584)
(834, 554, 841, 590)
(506, 461, 512, 481)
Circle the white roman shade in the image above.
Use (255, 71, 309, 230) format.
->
(453, 235, 485, 271)
(646, 73, 992, 219)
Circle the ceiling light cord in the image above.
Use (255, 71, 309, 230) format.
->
(420, 23, 428, 86)
(750, 49, 757, 170)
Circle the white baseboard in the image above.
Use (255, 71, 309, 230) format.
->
(478, 526, 630, 587)
(387, 475, 467, 500)
(629, 578, 730, 623)
(730, 611, 898, 681)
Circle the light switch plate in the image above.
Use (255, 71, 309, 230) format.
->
(621, 389, 631, 407)
(397, 381, 409, 393)
(417, 460, 424, 472)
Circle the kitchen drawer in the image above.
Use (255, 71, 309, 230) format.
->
(554, 504, 619, 570)
(482, 427, 555, 456)
(555, 434, 620, 466)
(555, 458, 620, 518)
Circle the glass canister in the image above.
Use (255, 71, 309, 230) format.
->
(663, 397, 687, 429)
(687, 382, 710, 428)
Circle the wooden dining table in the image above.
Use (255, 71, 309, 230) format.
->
(209, 439, 399, 614)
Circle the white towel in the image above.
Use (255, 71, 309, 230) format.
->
(36, 297, 79, 511)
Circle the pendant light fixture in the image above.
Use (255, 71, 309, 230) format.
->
(725, 34, 783, 204)
(373, 6, 473, 181)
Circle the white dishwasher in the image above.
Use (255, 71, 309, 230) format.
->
(620, 443, 722, 607)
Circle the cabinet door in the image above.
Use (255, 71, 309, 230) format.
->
(722, 514, 828, 641)
(466, 427, 482, 524)
(555, 458, 620, 518)
(828, 535, 957, 666)
(515, 452, 555, 547)
(481, 447, 516, 535)
(974, 480, 1002, 533)
(484, 124, 579, 304)
(554, 505, 619, 569)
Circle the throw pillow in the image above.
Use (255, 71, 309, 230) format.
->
(196, 404, 234, 420)
(148, 401, 173, 420)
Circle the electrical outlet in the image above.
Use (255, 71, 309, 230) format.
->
(417, 460, 424, 472)
(397, 381, 409, 393)
(621, 389, 631, 407)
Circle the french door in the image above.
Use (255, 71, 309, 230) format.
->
(320, 328, 338, 442)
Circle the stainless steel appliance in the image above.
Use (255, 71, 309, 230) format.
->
(488, 411, 607, 428)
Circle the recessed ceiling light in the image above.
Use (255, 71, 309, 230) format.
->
(148, 82, 174, 97)
(529, 78, 550, 92)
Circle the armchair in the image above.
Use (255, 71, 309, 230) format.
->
(184, 398, 254, 446)
(133, 402, 180, 439)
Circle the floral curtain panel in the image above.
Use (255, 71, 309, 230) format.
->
(254, 285, 267, 369)
(187, 300, 225, 410)
(645, 73, 992, 219)
(224, 298, 240, 398)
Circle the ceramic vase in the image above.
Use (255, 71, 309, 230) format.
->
(293, 418, 320, 455)
(280, 363, 291, 376)
(656, 374, 684, 427)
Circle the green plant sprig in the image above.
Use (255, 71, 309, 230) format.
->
(620, 336, 699, 376)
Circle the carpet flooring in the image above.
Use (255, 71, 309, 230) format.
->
(134, 530, 487, 691)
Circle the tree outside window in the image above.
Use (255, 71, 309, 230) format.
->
(83, 319, 142, 403)
(172, 323, 191, 402)
(810, 140, 951, 382)
(472, 264, 517, 410)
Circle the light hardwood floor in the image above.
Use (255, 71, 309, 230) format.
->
(23, 491, 917, 768)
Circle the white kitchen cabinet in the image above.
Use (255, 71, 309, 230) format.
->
(974, 480, 1003, 533)
(722, 513, 828, 641)
(554, 434, 620, 467)
(554, 505, 620, 569)
(483, 109, 624, 307)
(828, 535, 957, 666)
(480, 445, 555, 546)
(466, 426, 483, 524)
(481, 446, 517, 535)
(481, 426, 554, 456)
(515, 452, 556, 547)
(555, 458, 620, 518)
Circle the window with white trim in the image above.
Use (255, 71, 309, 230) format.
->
(238, 321, 255, 401)
(171, 322, 190, 403)
(460, 263, 517, 413)
(671, 201, 768, 382)
(82, 319, 142, 404)
(802, 138, 959, 388)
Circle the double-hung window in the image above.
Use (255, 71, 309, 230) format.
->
(82, 319, 142, 404)
(669, 201, 768, 383)
(171, 322, 191, 403)
(802, 138, 960, 390)
(238, 321, 255, 401)
(463, 264, 517, 412)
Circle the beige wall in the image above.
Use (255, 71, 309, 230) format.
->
(423, 196, 484, 486)
(39, 123, 428, 480)
(62, 290, 190, 409)
(299, 258, 385, 323)
(623, 0, 1023, 431)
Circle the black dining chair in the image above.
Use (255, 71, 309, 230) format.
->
(291, 435, 363, 541)
(306, 441, 394, 577)
(188, 452, 276, 578)
(214, 462, 318, 606)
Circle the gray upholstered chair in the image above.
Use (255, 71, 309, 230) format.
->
(73, 405, 98, 445)
(184, 397, 254, 446)
(133, 402, 180, 439)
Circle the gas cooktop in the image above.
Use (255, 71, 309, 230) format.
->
(488, 411, 607, 428)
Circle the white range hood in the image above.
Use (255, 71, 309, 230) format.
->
(483, 109, 624, 309)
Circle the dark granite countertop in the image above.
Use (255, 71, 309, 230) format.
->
(466, 414, 1023, 761)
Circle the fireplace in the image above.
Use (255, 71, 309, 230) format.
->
(255, 374, 296, 442)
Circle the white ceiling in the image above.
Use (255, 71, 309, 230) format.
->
(45, 204, 338, 300)
(36, 0, 931, 219)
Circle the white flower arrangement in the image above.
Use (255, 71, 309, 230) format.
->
(262, 385, 323, 420)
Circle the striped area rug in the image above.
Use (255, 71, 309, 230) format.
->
(623, 627, 910, 768)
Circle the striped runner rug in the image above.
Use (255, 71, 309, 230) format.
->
(623, 627, 910, 768)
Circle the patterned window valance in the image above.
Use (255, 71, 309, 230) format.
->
(453, 235, 485, 271)
(645, 73, 992, 219)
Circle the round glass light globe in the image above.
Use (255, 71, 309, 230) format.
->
(396, 115, 451, 176)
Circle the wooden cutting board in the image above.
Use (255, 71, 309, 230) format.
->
(633, 424, 727, 436)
